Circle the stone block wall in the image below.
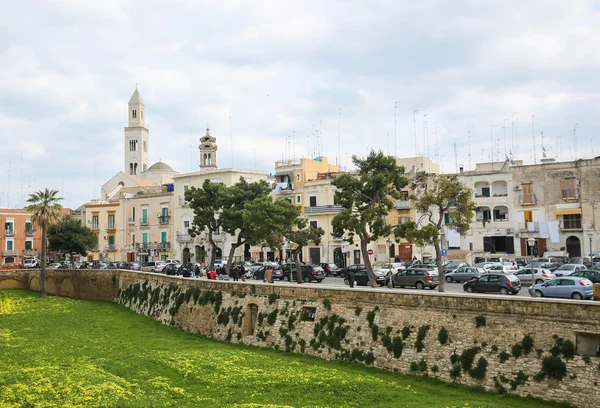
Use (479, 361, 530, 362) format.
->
(2, 269, 600, 408)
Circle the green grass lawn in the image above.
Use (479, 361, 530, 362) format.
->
(0, 290, 571, 408)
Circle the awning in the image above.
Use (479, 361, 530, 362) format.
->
(555, 208, 582, 215)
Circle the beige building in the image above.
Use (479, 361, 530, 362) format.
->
(82, 200, 123, 262)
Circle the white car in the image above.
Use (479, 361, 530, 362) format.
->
(141, 261, 166, 272)
(486, 264, 518, 274)
(513, 268, 556, 284)
(554, 263, 587, 277)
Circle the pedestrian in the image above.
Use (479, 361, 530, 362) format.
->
(265, 266, 273, 284)
(232, 265, 240, 282)
(208, 269, 216, 280)
(347, 269, 355, 288)
(394, 255, 400, 263)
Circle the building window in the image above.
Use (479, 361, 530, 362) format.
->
(563, 214, 582, 229)
(108, 236, 115, 245)
(132, 109, 137, 119)
(5, 222, 13, 232)
(521, 183, 534, 204)
(25, 241, 32, 250)
(524, 210, 533, 223)
(108, 214, 115, 229)
(132, 207, 135, 221)
(309, 196, 317, 207)
(141, 208, 148, 225)
(562, 178, 579, 199)
(161, 231, 167, 243)
(142, 233, 148, 243)
(400, 217, 409, 224)
(183, 220, 190, 229)
(7, 241, 13, 250)
(296, 195, 301, 204)
(25, 221, 32, 231)
(296, 173, 301, 182)
(132, 234, 135, 245)
(309, 221, 318, 229)
(92, 215, 99, 230)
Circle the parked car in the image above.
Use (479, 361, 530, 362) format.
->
(0, 263, 23, 270)
(177, 263, 195, 278)
(568, 257, 593, 268)
(344, 269, 386, 287)
(380, 262, 404, 271)
(282, 264, 326, 283)
(121, 262, 141, 271)
(463, 273, 521, 295)
(524, 262, 560, 272)
(486, 264, 518, 274)
(569, 269, 600, 283)
(23, 258, 39, 269)
(386, 267, 439, 290)
(141, 261, 166, 273)
(338, 264, 366, 279)
(528, 277, 594, 300)
(253, 264, 284, 281)
(164, 263, 179, 276)
(513, 268, 556, 284)
(444, 266, 485, 283)
(320, 263, 341, 277)
(443, 261, 467, 273)
(514, 257, 531, 267)
(553, 263, 587, 277)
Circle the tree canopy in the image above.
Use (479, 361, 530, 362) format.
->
(396, 173, 476, 292)
(48, 215, 96, 256)
(332, 150, 407, 286)
(283, 218, 324, 283)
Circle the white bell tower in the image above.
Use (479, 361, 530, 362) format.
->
(124, 86, 149, 176)
(199, 127, 218, 170)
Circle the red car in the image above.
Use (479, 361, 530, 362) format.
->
(1, 263, 23, 270)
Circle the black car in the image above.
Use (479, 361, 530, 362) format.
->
(463, 273, 521, 295)
(164, 263, 179, 276)
(338, 264, 365, 279)
(344, 269, 386, 287)
(253, 265, 284, 281)
(282, 264, 326, 283)
(570, 269, 600, 284)
(320, 263, 341, 277)
(177, 263, 195, 278)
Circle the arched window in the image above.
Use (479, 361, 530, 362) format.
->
(134, 163, 138, 175)
(129, 163, 133, 175)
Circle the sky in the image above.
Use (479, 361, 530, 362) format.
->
(2, 0, 600, 209)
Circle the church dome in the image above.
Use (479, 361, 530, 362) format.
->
(147, 161, 174, 172)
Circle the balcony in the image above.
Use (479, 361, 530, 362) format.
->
(106, 223, 116, 231)
(519, 194, 537, 206)
(304, 205, 343, 215)
(138, 243, 149, 250)
(518, 222, 539, 232)
(5, 229, 15, 237)
(394, 200, 410, 210)
(159, 216, 170, 225)
(562, 189, 580, 200)
(178, 197, 189, 206)
(23, 249, 37, 256)
(106, 244, 117, 251)
(159, 242, 171, 250)
(25, 229, 35, 237)
(2, 249, 18, 256)
(331, 235, 344, 241)
(140, 218, 149, 226)
(128, 217, 135, 225)
(176, 234, 193, 243)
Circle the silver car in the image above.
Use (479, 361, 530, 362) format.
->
(513, 268, 555, 285)
(444, 266, 484, 283)
(141, 261, 166, 273)
(553, 263, 587, 277)
(387, 268, 439, 289)
(528, 277, 594, 300)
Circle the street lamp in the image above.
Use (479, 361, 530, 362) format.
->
(386, 238, 392, 262)
(588, 232, 594, 256)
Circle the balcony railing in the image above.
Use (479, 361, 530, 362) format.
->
(5, 229, 15, 237)
(304, 205, 343, 215)
(561, 189, 580, 200)
(140, 218, 149, 226)
(394, 200, 410, 210)
(560, 220, 582, 230)
(178, 197, 189, 206)
(139, 243, 149, 250)
(128, 217, 135, 225)
(106, 223, 116, 231)
(93, 245, 99, 251)
(518, 222, 539, 232)
(159, 216, 170, 225)
(331, 235, 344, 241)
(2, 249, 18, 256)
(106, 244, 116, 251)
(176, 234, 193, 243)
(159, 242, 171, 250)
(92, 224, 99, 231)
(519, 194, 537, 205)
(23, 249, 37, 256)
(25, 229, 35, 237)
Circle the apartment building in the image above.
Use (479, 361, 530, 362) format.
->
(82, 200, 123, 262)
(0, 209, 42, 264)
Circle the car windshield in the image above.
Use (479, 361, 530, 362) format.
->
(557, 264, 575, 270)
(568, 258, 583, 263)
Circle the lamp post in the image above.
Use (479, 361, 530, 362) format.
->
(588, 232, 594, 256)
(386, 238, 392, 262)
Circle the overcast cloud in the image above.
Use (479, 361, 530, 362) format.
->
(1, 0, 600, 209)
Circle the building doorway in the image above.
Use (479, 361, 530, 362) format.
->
(566, 236, 581, 257)
(333, 247, 347, 268)
(399, 243, 412, 261)
(353, 250, 361, 264)
(182, 248, 191, 263)
(214, 246, 222, 260)
(309, 247, 321, 264)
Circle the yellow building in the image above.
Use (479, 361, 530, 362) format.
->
(82, 200, 123, 262)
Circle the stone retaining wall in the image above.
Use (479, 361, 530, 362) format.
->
(2, 269, 599, 408)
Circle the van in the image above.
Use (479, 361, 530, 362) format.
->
(23, 258, 39, 268)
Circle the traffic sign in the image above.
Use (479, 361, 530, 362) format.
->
(367, 249, 373, 255)
(441, 248, 447, 256)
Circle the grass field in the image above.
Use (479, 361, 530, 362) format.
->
(0, 290, 571, 408)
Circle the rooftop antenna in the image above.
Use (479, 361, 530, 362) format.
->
(423, 113, 428, 158)
(515, 117, 519, 158)
(394, 101, 398, 157)
(503, 118, 509, 157)
(468, 130, 472, 170)
(412, 109, 419, 157)
(229, 116, 234, 168)
(573, 124, 579, 159)
(511, 113, 516, 155)
(338, 108, 342, 166)
(569, 146, 573, 161)
(189, 130, 193, 172)
(490, 125, 500, 162)
(319, 119, 323, 158)
(20, 153, 23, 208)
(386, 132, 390, 155)
(454, 139, 458, 173)
(8, 160, 11, 208)
(293, 130, 296, 161)
(434, 122, 440, 164)
(541, 130, 545, 159)
(531, 115, 537, 164)
(556, 134, 563, 161)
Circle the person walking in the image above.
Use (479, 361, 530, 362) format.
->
(347, 269, 355, 288)
(232, 265, 240, 282)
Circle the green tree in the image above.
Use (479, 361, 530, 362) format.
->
(283, 218, 324, 283)
(26, 188, 63, 298)
(185, 180, 228, 269)
(48, 215, 96, 257)
(220, 178, 273, 274)
(332, 151, 408, 286)
(397, 173, 476, 292)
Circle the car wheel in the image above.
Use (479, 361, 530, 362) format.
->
(499, 287, 509, 295)
(340, 272, 346, 279)
(534, 290, 544, 298)
(571, 292, 583, 300)
(387, 280, 395, 289)
(445, 276, 453, 283)
(303, 276, 311, 283)
(535, 279, 544, 284)
(415, 281, 425, 290)
(465, 285, 474, 293)
(151, 269, 155, 273)
(317, 279, 323, 283)
(344, 278, 349, 285)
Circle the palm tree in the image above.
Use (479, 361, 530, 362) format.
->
(26, 189, 63, 298)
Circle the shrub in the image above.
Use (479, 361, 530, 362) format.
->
(450, 353, 459, 365)
(401, 326, 412, 340)
(583, 356, 591, 365)
(511, 343, 523, 359)
(355, 306, 362, 316)
(438, 327, 449, 345)
(499, 351, 510, 363)
(391, 337, 404, 358)
(521, 335, 534, 354)
(366, 309, 377, 327)
(268, 293, 280, 305)
(538, 355, 567, 381)
(561, 339, 575, 360)
(431, 364, 439, 373)
(322, 298, 332, 311)
(469, 356, 488, 380)
(509, 370, 528, 391)
(266, 309, 278, 325)
(491, 344, 499, 352)
(460, 347, 480, 372)
(475, 315, 486, 328)
(371, 324, 379, 341)
(493, 377, 507, 394)
(415, 325, 430, 352)
(449, 362, 462, 380)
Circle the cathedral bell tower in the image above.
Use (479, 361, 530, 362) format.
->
(199, 127, 217, 170)
(124, 86, 149, 176)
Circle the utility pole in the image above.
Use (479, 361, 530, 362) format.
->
(531, 115, 536, 164)
(413, 109, 419, 158)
